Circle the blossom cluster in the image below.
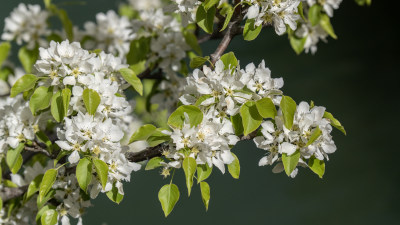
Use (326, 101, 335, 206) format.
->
(254, 101, 336, 177)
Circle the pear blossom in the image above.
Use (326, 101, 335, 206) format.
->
(307, 0, 342, 17)
(1, 3, 50, 49)
(129, 0, 162, 11)
(295, 21, 328, 54)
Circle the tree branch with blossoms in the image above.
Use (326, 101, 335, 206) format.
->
(0, 0, 367, 224)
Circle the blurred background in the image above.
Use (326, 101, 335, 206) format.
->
(1, 0, 398, 224)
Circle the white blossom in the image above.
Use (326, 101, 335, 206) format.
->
(1, 3, 50, 49)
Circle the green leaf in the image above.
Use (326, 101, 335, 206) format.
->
(39, 169, 57, 202)
(76, 157, 93, 193)
(256, 97, 277, 119)
(56, 8, 74, 41)
(37, 189, 55, 209)
(93, 159, 109, 190)
(129, 124, 157, 144)
(29, 86, 53, 115)
(62, 88, 71, 115)
(10, 154, 23, 174)
(127, 37, 151, 65)
(227, 153, 240, 179)
(240, 101, 263, 136)
(18, 46, 38, 74)
(308, 4, 322, 26)
(25, 174, 44, 202)
(220, 8, 233, 32)
(35, 205, 56, 224)
(320, 14, 337, 39)
(145, 157, 164, 170)
(106, 183, 124, 204)
(282, 150, 300, 177)
(323, 111, 346, 135)
(168, 105, 203, 129)
(51, 90, 65, 122)
(308, 156, 325, 178)
(196, 5, 216, 34)
(190, 56, 210, 69)
(44, 0, 52, 8)
(183, 31, 202, 55)
(290, 35, 307, 55)
(183, 157, 197, 196)
(231, 114, 244, 136)
(195, 94, 213, 106)
(41, 209, 58, 225)
(280, 96, 297, 130)
(47, 33, 63, 43)
(197, 163, 212, 183)
(119, 68, 143, 96)
(130, 61, 146, 75)
(10, 74, 38, 97)
(306, 127, 322, 146)
(0, 42, 11, 67)
(220, 52, 238, 71)
(147, 129, 171, 147)
(0, 197, 2, 211)
(82, 89, 101, 115)
(200, 181, 210, 211)
(158, 184, 180, 217)
(36, 131, 52, 149)
(6, 143, 25, 172)
(298, 2, 306, 21)
(243, 19, 262, 41)
(203, 0, 220, 10)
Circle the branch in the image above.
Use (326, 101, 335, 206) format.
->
(0, 185, 28, 202)
(125, 144, 169, 162)
(137, 68, 163, 80)
(211, 6, 245, 64)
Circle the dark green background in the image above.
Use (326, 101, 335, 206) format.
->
(1, 1, 398, 224)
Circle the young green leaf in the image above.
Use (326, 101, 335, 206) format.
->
(93, 159, 109, 190)
(220, 8, 233, 32)
(308, 156, 325, 178)
(127, 37, 151, 65)
(231, 114, 244, 136)
(197, 163, 212, 183)
(323, 111, 346, 135)
(183, 31, 202, 55)
(308, 4, 322, 26)
(41, 209, 58, 225)
(35, 205, 56, 224)
(147, 129, 171, 147)
(298, 2, 306, 21)
(282, 150, 300, 177)
(55, 8, 74, 41)
(290, 35, 307, 55)
(129, 124, 157, 144)
(10, 154, 23, 174)
(6, 143, 25, 172)
(256, 97, 277, 119)
(29, 86, 53, 115)
(39, 169, 57, 202)
(76, 157, 93, 193)
(82, 89, 101, 115)
(62, 88, 71, 115)
(37, 189, 56, 209)
(220, 52, 238, 71)
(195, 94, 213, 106)
(306, 127, 322, 146)
(168, 105, 203, 129)
(0, 42, 11, 67)
(200, 181, 210, 211)
(51, 90, 64, 122)
(228, 153, 240, 179)
(196, 5, 216, 34)
(25, 174, 44, 202)
(119, 68, 143, 96)
(319, 14, 337, 39)
(280, 96, 297, 130)
(240, 101, 263, 136)
(203, 0, 220, 10)
(158, 184, 180, 217)
(18, 46, 38, 73)
(10, 74, 38, 97)
(106, 183, 124, 204)
(0, 197, 2, 211)
(190, 56, 210, 69)
(243, 19, 262, 41)
(183, 157, 197, 196)
(145, 157, 164, 170)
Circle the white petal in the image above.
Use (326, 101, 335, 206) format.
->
(280, 142, 297, 155)
(68, 150, 80, 164)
